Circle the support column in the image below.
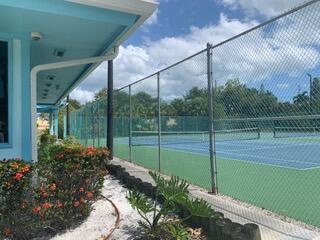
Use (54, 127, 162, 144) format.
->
(49, 110, 54, 135)
(54, 109, 59, 137)
(107, 60, 114, 159)
(66, 95, 70, 136)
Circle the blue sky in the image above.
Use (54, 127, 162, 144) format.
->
(71, 0, 317, 104)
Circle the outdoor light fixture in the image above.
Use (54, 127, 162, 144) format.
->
(31, 32, 43, 41)
(47, 75, 56, 80)
(53, 49, 65, 57)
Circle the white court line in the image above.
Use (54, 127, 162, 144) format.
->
(218, 150, 320, 166)
(219, 144, 314, 153)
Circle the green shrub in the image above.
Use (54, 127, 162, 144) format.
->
(127, 171, 216, 239)
(0, 139, 109, 239)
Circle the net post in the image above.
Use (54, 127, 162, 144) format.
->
(129, 85, 133, 162)
(157, 72, 161, 173)
(207, 43, 218, 194)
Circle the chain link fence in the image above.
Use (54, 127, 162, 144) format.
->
(70, 0, 320, 234)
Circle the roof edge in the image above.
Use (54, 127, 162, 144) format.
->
(65, 0, 158, 18)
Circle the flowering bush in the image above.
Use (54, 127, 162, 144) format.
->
(0, 137, 109, 239)
(0, 159, 34, 239)
(35, 143, 109, 229)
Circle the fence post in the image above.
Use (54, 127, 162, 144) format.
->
(207, 43, 218, 194)
(129, 85, 133, 162)
(92, 104, 95, 147)
(157, 72, 161, 172)
(97, 100, 100, 147)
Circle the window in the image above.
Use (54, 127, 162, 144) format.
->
(0, 41, 8, 144)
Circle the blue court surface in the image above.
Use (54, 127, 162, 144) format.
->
(116, 132, 320, 170)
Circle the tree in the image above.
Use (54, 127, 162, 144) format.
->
(94, 88, 107, 100)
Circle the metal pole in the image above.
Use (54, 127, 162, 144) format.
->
(92, 104, 95, 147)
(107, 60, 114, 159)
(157, 72, 161, 172)
(66, 95, 70, 136)
(207, 43, 218, 194)
(129, 85, 133, 162)
(97, 100, 100, 147)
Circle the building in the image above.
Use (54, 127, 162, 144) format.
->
(0, 0, 157, 161)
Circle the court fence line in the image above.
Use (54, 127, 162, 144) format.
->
(70, 0, 320, 235)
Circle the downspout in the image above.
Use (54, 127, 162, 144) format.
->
(30, 46, 119, 162)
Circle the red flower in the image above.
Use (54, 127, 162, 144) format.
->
(33, 205, 41, 214)
(42, 202, 52, 209)
(13, 172, 23, 181)
(50, 183, 57, 191)
(73, 201, 80, 207)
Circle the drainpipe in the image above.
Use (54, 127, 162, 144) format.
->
(30, 46, 119, 162)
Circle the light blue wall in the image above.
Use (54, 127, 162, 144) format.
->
(0, 33, 31, 161)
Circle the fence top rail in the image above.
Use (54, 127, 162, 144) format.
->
(215, 114, 320, 122)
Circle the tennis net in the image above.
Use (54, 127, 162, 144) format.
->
(131, 128, 260, 146)
(273, 126, 320, 138)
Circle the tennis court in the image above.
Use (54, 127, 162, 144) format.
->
(116, 128, 320, 170)
(114, 128, 320, 227)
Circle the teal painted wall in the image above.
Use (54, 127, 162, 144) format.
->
(0, 33, 31, 161)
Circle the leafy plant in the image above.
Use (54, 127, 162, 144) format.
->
(127, 171, 216, 239)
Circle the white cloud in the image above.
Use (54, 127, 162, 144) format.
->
(71, 2, 320, 104)
(219, 0, 306, 18)
(70, 88, 95, 104)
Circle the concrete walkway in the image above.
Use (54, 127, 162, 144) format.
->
(113, 158, 320, 240)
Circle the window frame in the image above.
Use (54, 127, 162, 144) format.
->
(0, 38, 13, 148)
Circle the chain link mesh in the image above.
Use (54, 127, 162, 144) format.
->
(69, 1, 320, 236)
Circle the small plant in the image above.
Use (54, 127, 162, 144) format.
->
(127, 171, 216, 239)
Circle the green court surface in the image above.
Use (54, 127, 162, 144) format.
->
(113, 141, 320, 228)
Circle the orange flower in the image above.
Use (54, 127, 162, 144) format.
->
(3, 228, 11, 237)
(50, 183, 57, 191)
(21, 165, 30, 173)
(73, 201, 80, 207)
(86, 191, 93, 199)
(79, 187, 84, 193)
(41, 192, 49, 198)
(42, 202, 52, 209)
(10, 162, 19, 169)
(33, 205, 41, 214)
(13, 172, 23, 181)
(56, 200, 63, 208)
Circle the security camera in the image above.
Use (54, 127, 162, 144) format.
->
(31, 32, 43, 41)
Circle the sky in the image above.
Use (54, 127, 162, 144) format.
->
(70, 0, 319, 104)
